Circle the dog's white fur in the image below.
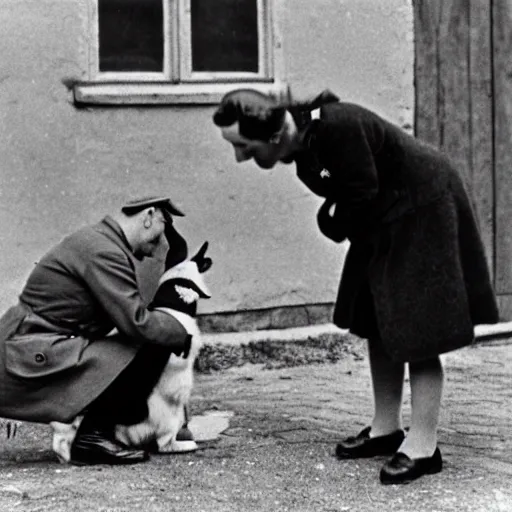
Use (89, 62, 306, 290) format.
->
(115, 306, 202, 452)
(50, 259, 208, 462)
(50, 416, 83, 463)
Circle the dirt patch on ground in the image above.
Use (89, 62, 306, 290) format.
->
(195, 331, 362, 372)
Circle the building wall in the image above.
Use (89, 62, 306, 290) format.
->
(0, 0, 414, 319)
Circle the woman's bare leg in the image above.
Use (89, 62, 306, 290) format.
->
(368, 339, 405, 436)
(398, 356, 443, 458)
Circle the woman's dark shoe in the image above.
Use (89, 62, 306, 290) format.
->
(70, 428, 149, 466)
(379, 447, 443, 485)
(335, 426, 405, 459)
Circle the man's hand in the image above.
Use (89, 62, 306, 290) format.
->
(167, 334, 192, 359)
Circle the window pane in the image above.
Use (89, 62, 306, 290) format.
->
(98, 0, 164, 72)
(191, 0, 259, 73)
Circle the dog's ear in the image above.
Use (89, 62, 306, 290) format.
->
(191, 242, 212, 273)
(164, 225, 189, 270)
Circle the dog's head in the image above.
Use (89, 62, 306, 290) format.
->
(151, 243, 211, 361)
(151, 265, 210, 317)
(151, 242, 212, 317)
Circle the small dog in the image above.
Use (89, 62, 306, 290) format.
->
(51, 242, 211, 462)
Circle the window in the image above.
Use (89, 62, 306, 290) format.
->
(74, 0, 285, 105)
(98, 0, 165, 74)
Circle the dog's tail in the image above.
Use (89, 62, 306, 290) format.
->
(115, 420, 156, 448)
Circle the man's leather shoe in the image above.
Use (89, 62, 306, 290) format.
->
(70, 428, 149, 466)
(335, 426, 405, 459)
(379, 447, 442, 485)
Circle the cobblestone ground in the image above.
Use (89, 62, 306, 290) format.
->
(0, 341, 511, 512)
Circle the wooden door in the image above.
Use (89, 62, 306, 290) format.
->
(493, 0, 512, 319)
(414, 1, 508, 316)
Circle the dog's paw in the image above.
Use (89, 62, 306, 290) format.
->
(157, 423, 198, 454)
(158, 438, 199, 454)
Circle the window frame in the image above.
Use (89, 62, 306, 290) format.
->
(179, 0, 273, 83)
(74, 0, 286, 105)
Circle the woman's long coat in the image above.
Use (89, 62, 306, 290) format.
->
(0, 217, 188, 423)
(292, 97, 499, 361)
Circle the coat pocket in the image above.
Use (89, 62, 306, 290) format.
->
(5, 333, 89, 379)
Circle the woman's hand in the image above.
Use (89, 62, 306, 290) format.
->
(317, 199, 347, 243)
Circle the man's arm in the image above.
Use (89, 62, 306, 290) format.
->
(84, 249, 189, 350)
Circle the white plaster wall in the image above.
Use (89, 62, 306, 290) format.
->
(283, 0, 414, 128)
(0, 0, 413, 317)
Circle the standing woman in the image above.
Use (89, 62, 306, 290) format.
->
(212, 89, 499, 484)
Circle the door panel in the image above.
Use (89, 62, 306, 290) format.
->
(494, 0, 512, 312)
(414, 0, 494, 275)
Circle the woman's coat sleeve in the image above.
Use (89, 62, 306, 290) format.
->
(315, 109, 390, 237)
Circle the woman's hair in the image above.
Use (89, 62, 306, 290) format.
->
(213, 89, 287, 142)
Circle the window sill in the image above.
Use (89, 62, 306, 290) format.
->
(73, 81, 288, 106)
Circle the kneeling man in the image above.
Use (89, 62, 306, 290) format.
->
(0, 196, 193, 465)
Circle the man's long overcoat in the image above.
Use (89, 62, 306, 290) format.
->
(0, 216, 187, 423)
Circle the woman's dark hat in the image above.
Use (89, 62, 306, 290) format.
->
(121, 196, 185, 217)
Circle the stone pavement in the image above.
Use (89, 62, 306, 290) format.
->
(0, 326, 511, 512)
